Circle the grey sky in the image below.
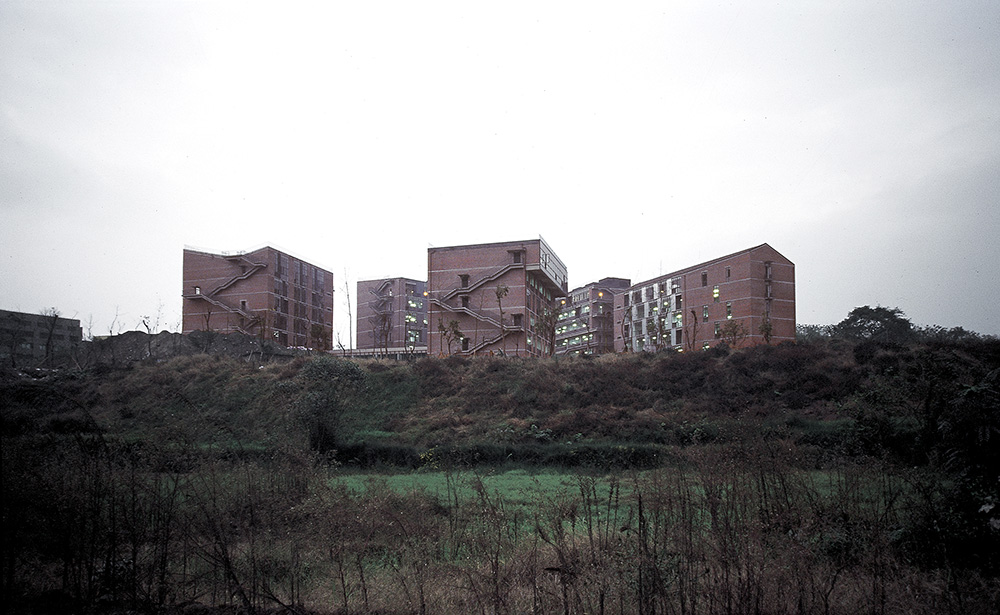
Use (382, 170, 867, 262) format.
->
(2, 1, 998, 339)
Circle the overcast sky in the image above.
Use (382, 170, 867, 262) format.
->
(2, 1, 999, 340)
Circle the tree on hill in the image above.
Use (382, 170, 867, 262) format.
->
(297, 356, 367, 452)
(832, 305, 914, 344)
(719, 319, 749, 348)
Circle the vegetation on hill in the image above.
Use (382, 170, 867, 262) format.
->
(2, 307, 998, 614)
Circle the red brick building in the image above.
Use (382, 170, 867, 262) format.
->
(614, 244, 795, 352)
(356, 277, 428, 355)
(182, 246, 334, 348)
(555, 277, 631, 355)
(427, 238, 568, 357)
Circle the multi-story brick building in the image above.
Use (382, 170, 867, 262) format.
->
(0, 309, 83, 367)
(355, 277, 428, 355)
(427, 238, 568, 357)
(614, 243, 795, 352)
(555, 277, 631, 355)
(182, 246, 334, 348)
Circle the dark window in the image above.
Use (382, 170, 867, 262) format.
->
(703, 306, 709, 322)
(701, 272, 708, 287)
(461, 296, 470, 308)
(513, 313, 523, 327)
(459, 274, 469, 288)
(726, 267, 731, 280)
(462, 337, 470, 351)
(512, 251, 522, 264)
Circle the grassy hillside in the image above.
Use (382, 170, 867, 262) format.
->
(9, 336, 994, 467)
(2, 335, 999, 613)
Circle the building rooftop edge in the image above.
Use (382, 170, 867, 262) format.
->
(626, 243, 792, 289)
(183, 243, 334, 274)
(427, 238, 543, 252)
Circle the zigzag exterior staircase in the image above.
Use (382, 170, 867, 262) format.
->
(369, 280, 394, 315)
(441, 262, 523, 301)
(185, 254, 267, 335)
(430, 261, 527, 354)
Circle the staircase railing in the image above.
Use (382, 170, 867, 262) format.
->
(210, 256, 267, 296)
(441, 263, 523, 301)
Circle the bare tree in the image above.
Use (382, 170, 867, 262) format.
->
(650, 314, 669, 353)
(368, 286, 393, 357)
(494, 284, 509, 355)
(334, 328, 348, 357)
(342, 269, 353, 352)
(759, 312, 773, 345)
(439, 318, 463, 355)
(40, 307, 60, 367)
(109, 305, 125, 336)
(139, 299, 165, 359)
(83, 313, 95, 342)
(686, 308, 699, 352)
(620, 304, 633, 352)
(536, 306, 558, 356)
(720, 319, 749, 348)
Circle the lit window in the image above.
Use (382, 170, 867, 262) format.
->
(703, 306, 709, 322)
(726, 302, 732, 319)
(713, 286, 720, 302)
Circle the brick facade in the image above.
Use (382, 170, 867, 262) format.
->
(555, 277, 631, 355)
(0, 309, 83, 367)
(356, 277, 428, 354)
(614, 244, 795, 352)
(427, 238, 568, 357)
(182, 246, 334, 348)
